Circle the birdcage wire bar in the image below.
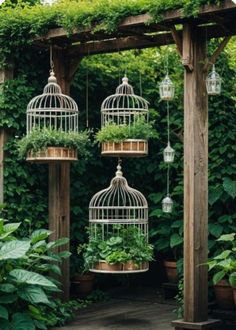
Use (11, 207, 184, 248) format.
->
(27, 71, 79, 135)
(88, 164, 150, 273)
(101, 76, 149, 126)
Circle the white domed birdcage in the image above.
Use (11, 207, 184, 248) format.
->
(100, 76, 149, 157)
(26, 70, 79, 162)
(87, 163, 152, 273)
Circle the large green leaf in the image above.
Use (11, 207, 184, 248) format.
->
(170, 233, 183, 248)
(31, 229, 52, 244)
(0, 284, 16, 293)
(0, 240, 30, 260)
(213, 270, 226, 285)
(18, 286, 50, 305)
(11, 313, 35, 330)
(9, 269, 57, 289)
(49, 237, 69, 248)
(0, 305, 8, 320)
(0, 223, 21, 239)
(0, 294, 18, 304)
(223, 177, 236, 199)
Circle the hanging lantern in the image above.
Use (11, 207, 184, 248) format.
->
(162, 195, 173, 213)
(159, 74, 175, 101)
(26, 70, 79, 162)
(163, 142, 175, 163)
(87, 163, 152, 274)
(100, 76, 149, 157)
(206, 65, 222, 95)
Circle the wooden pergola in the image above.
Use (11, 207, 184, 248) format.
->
(1, 1, 236, 329)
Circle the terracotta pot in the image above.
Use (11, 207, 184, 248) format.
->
(95, 260, 122, 272)
(214, 280, 234, 310)
(101, 139, 148, 157)
(231, 285, 236, 308)
(72, 273, 94, 298)
(164, 260, 178, 283)
(27, 147, 77, 163)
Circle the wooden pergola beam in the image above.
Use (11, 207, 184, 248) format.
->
(67, 23, 236, 57)
(36, 1, 236, 46)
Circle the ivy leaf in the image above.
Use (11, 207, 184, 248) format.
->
(170, 233, 183, 248)
(208, 223, 223, 238)
(223, 177, 236, 198)
(208, 186, 223, 206)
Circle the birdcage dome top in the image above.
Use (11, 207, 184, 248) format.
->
(101, 76, 149, 112)
(27, 71, 78, 113)
(89, 164, 148, 209)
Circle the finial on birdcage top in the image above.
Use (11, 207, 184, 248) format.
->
(116, 159, 123, 177)
(122, 76, 128, 84)
(48, 70, 57, 84)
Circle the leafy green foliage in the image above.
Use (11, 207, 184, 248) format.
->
(96, 117, 158, 142)
(0, 218, 71, 329)
(208, 233, 236, 285)
(17, 127, 91, 159)
(83, 226, 153, 269)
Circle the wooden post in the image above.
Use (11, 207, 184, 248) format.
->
(172, 24, 221, 329)
(0, 68, 13, 204)
(48, 49, 81, 301)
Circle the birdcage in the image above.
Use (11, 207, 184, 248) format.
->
(87, 163, 152, 273)
(26, 70, 79, 162)
(100, 76, 149, 157)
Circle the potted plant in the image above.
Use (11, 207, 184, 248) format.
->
(83, 226, 153, 273)
(17, 127, 91, 162)
(96, 116, 158, 157)
(71, 245, 95, 298)
(208, 233, 236, 309)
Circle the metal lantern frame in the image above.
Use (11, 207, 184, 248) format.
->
(206, 64, 222, 95)
(159, 74, 175, 101)
(100, 76, 149, 157)
(162, 195, 174, 213)
(163, 142, 175, 163)
(88, 164, 150, 274)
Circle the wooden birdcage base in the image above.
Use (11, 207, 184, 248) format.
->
(26, 147, 77, 163)
(89, 260, 149, 274)
(101, 139, 148, 157)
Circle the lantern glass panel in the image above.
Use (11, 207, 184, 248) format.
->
(206, 66, 221, 95)
(159, 75, 175, 101)
(163, 143, 175, 163)
(162, 196, 173, 213)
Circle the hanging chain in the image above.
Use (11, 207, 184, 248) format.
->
(86, 48, 90, 128)
(167, 164, 170, 196)
(167, 101, 170, 144)
(165, 47, 169, 75)
(49, 44, 54, 71)
(86, 66, 89, 128)
(139, 70, 143, 97)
